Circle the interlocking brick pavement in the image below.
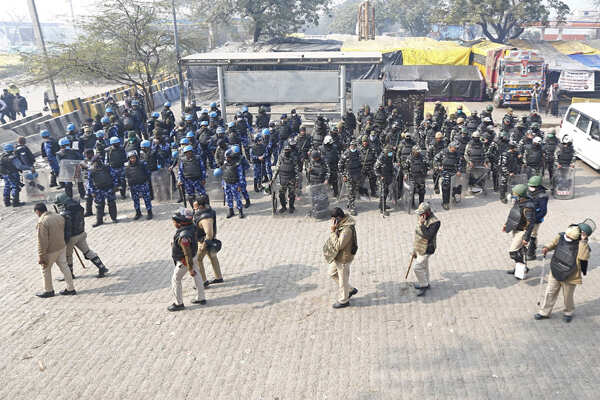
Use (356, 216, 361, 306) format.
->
(1, 161, 599, 400)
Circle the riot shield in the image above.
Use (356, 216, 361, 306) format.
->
(552, 167, 575, 200)
(450, 173, 467, 206)
(386, 179, 399, 209)
(308, 183, 330, 219)
(151, 168, 173, 202)
(468, 166, 490, 195)
(509, 172, 527, 187)
(23, 170, 49, 202)
(401, 178, 414, 214)
(57, 160, 84, 183)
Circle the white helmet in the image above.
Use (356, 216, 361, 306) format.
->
(323, 135, 333, 145)
(533, 136, 542, 144)
(562, 134, 572, 144)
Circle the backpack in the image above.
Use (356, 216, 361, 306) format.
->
(349, 225, 358, 255)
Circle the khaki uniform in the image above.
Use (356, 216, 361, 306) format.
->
(327, 216, 356, 304)
(413, 214, 440, 287)
(196, 216, 222, 283)
(66, 232, 97, 266)
(538, 235, 591, 317)
(37, 211, 74, 292)
(172, 260, 205, 305)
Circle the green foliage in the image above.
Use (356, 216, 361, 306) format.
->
(439, 0, 570, 43)
(193, 0, 331, 42)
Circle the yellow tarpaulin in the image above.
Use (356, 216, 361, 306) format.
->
(470, 40, 510, 56)
(552, 41, 600, 55)
(341, 36, 471, 65)
(424, 102, 471, 116)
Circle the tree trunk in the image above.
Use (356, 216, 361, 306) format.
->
(142, 84, 154, 114)
(253, 24, 262, 43)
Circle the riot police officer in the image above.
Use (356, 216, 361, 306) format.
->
(498, 141, 521, 203)
(321, 135, 340, 197)
(276, 144, 298, 214)
(434, 142, 463, 210)
(338, 140, 362, 216)
(502, 184, 536, 278)
(396, 132, 417, 198)
(88, 156, 118, 227)
(107, 136, 128, 199)
(307, 150, 330, 186)
(125, 150, 153, 220)
(542, 129, 559, 182)
(526, 176, 548, 261)
(1, 143, 26, 207)
(428, 132, 447, 194)
(250, 133, 267, 192)
(406, 146, 428, 207)
(222, 149, 245, 218)
(523, 136, 544, 178)
(360, 135, 378, 198)
(177, 145, 206, 206)
(374, 145, 395, 215)
(56, 137, 86, 199)
(464, 131, 488, 192)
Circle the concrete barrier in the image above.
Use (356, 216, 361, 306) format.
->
(0, 113, 44, 129)
(38, 110, 84, 139)
(11, 114, 53, 138)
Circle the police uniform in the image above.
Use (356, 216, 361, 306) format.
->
(88, 159, 118, 225)
(170, 219, 205, 308)
(277, 150, 298, 212)
(107, 145, 128, 198)
(222, 158, 245, 213)
(125, 157, 153, 217)
(194, 207, 222, 285)
(178, 154, 207, 203)
(1, 149, 24, 206)
(41, 138, 60, 186)
(338, 148, 362, 214)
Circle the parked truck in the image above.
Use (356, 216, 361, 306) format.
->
(485, 49, 546, 108)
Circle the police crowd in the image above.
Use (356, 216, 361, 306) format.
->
(0, 95, 593, 318)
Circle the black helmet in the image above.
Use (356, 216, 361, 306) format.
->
(172, 208, 193, 224)
(311, 150, 321, 159)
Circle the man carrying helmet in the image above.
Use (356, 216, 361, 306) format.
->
(502, 184, 536, 278)
(535, 221, 593, 322)
(1, 143, 26, 207)
(125, 150, 153, 220)
(168, 208, 206, 312)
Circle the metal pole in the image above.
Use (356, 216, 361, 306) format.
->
(171, 0, 186, 113)
(27, 0, 59, 116)
(340, 65, 347, 117)
(216, 66, 227, 124)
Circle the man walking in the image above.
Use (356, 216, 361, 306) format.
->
(193, 195, 223, 289)
(34, 203, 76, 298)
(323, 207, 358, 308)
(168, 208, 206, 312)
(535, 221, 593, 323)
(411, 202, 441, 296)
(502, 184, 536, 278)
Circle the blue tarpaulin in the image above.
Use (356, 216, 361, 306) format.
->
(568, 54, 600, 69)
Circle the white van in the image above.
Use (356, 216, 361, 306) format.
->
(558, 103, 600, 170)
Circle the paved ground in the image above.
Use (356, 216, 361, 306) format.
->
(1, 158, 599, 400)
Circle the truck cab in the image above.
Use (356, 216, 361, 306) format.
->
(486, 49, 546, 108)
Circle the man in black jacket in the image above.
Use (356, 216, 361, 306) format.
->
(55, 193, 109, 280)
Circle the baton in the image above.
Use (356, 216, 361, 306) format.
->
(53, 205, 87, 269)
(405, 253, 417, 280)
(177, 184, 187, 208)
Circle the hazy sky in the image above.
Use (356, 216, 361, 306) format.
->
(3, 0, 595, 23)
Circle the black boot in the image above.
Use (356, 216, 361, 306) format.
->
(244, 197, 251, 208)
(527, 237, 537, 261)
(288, 196, 295, 214)
(84, 196, 94, 217)
(108, 201, 118, 223)
(120, 181, 127, 199)
(3, 197, 10, 207)
(133, 210, 142, 220)
(254, 182, 260, 193)
(238, 208, 245, 219)
(146, 209, 153, 220)
(278, 193, 287, 213)
(91, 256, 109, 278)
(50, 173, 58, 187)
(226, 208, 235, 218)
(92, 206, 104, 227)
(12, 192, 24, 207)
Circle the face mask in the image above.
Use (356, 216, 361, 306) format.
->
(387, 152, 393, 157)
(350, 148, 357, 153)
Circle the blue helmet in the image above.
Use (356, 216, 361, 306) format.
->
(262, 128, 270, 136)
(25, 171, 35, 180)
(109, 137, 121, 145)
(101, 116, 110, 124)
(105, 107, 113, 113)
(186, 131, 195, 138)
(151, 112, 160, 118)
(201, 109, 209, 114)
(200, 121, 209, 126)
(140, 140, 151, 148)
(209, 111, 217, 118)
(254, 133, 263, 141)
(66, 123, 76, 132)
(164, 101, 171, 107)
(213, 168, 223, 177)
(224, 149, 233, 158)
(183, 145, 194, 153)
(216, 127, 225, 134)
(40, 130, 50, 138)
(235, 111, 242, 117)
(232, 145, 241, 154)
(131, 99, 139, 106)
(59, 137, 70, 146)
(210, 102, 217, 108)
(3, 143, 14, 152)
(180, 138, 190, 145)
(184, 114, 193, 121)
(242, 105, 248, 112)
(171, 150, 178, 159)
(227, 121, 235, 128)
(95, 130, 105, 138)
